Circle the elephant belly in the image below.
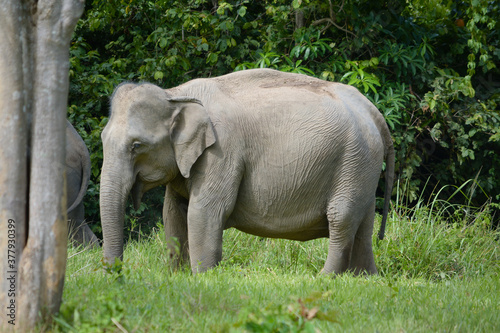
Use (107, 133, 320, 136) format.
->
(227, 173, 332, 241)
(228, 207, 329, 241)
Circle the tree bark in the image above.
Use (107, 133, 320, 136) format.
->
(295, 9, 305, 30)
(0, 0, 84, 331)
(0, 2, 31, 331)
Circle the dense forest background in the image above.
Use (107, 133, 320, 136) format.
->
(67, 0, 499, 236)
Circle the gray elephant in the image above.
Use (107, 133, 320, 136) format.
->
(66, 120, 99, 248)
(100, 69, 394, 274)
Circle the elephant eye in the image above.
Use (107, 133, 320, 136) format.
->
(131, 142, 141, 151)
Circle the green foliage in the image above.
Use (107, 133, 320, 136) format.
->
(53, 264, 130, 333)
(54, 291, 126, 333)
(227, 292, 339, 332)
(69, 0, 500, 235)
(341, 58, 381, 94)
(376, 180, 500, 280)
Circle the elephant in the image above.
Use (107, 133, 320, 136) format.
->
(66, 120, 99, 248)
(100, 68, 394, 274)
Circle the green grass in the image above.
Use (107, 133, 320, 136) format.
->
(50, 201, 500, 332)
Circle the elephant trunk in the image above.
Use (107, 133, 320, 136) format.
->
(99, 162, 132, 265)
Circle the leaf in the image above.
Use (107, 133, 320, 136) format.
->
(154, 71, 163, 80)
(206, 52, 219, 64)
(429, 99, 436, 110)
(304, 48, 310, 60)
(368, 83, 379, 95)
(347, 76, 359, 86)
(306, 307, 319, 320)
(238, 6, 247, 17)
(315, 310, 340, 323)
(159, 37, 167, 49)
(488, 132, 500, 142)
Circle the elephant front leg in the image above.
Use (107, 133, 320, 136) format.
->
(163, 185, 189, 267)
(186, 203, 224, 273)
(185, 157, 242, 273)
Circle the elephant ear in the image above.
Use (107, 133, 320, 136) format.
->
(169, 96, 216, 178)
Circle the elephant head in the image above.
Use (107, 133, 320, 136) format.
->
(100, 83, 215, 263)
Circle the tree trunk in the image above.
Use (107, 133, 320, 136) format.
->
(0, 0, 84, 331)
(0, 2, 30, 330)
(295, 9, 305, 30)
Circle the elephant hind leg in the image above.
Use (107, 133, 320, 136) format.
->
(321, 192, 379, 275)
(349, 203, 377, 275)
(68, 202, 100, 248)
(163, 184, 190, 268)
(68, 221, 100, 248)
(321, 197, 360, 274)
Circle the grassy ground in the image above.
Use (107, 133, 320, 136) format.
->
(50, 202, 499, 332)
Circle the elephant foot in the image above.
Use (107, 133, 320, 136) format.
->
(68, 220, 100, 249)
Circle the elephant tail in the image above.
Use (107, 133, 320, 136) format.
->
(378, 134, 395, 240)
(67, 138, 91, 214)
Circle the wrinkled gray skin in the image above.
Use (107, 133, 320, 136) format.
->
(66, 120, 99, 248)
(100, 69, 394, 274)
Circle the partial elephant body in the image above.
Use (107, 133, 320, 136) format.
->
(101, 69, 394, 274)
(66, 120, 99, 248)
(182, 75, 383, 240)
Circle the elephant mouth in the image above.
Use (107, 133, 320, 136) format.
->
(131, 174, 169, 210)
(131, 178, 144, 210)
